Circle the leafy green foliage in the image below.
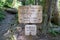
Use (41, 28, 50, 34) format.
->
(0, 0, 13, 8)
(0, 9, 5, 21)
(25, 0, 34, 5)
(22, 0, 43, 5)
(49, 29, 60, 36)
(0, 0, 6, 21)
(12, 0, 22, 9)
(4, 0, 13, 8)
(0, 0, 5, 7)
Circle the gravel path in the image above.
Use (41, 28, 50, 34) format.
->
(0, 12, 16, 40)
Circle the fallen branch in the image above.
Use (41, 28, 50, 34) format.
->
(4, 8, 18, 14)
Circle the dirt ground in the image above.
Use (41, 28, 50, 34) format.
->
(0, 11, 60, 40)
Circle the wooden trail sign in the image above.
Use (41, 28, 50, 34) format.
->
(18, 5, 42, 23)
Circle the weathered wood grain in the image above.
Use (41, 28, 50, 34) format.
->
(18, 5, 42, 23)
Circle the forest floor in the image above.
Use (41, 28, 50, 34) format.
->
(0, 11, 60, 40)
(0, 11, 16, 40)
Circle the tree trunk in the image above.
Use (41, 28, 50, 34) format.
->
(51, 0, 60, 26)
(42, 0, 53, 34)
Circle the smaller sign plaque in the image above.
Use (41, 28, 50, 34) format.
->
(25, 25, 37, 36)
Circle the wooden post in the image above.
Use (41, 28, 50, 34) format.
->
(25, 35, 33, 40)
(29, 35, 32, 40)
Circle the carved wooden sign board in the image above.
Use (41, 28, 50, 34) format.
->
(18, 5, 42, 23)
